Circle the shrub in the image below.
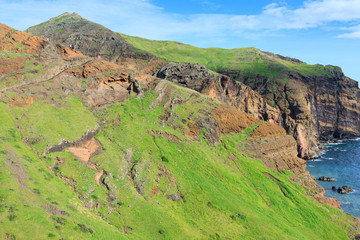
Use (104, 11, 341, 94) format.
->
(7, 214, 17, 221)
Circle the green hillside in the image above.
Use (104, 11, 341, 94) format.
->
(1, 17, 359, 239)
(120, 34, 339, 84)
(1, 77, 358, 239)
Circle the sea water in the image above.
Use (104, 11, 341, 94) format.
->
(307, 138, 360, 218)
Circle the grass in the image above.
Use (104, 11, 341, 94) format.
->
(15, 94, 98, 153)
(0, 52, 45, 90)
(0, 16, 355, 239)
(0, 77, 358, 239)
(88, 83, 358, 239)
(120, 34, 338, 96)
(24, 58, 44, 78)
(121, 34, 335, 77)
(0, 102, 129, 239)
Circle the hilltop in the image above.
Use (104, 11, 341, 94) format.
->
(27, 12, 155, 62)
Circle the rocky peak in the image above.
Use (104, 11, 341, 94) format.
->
(46, 12, 84, 23)
(26, 13, 155, 62)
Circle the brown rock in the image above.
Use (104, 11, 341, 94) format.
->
(0, 23, 12, 41)
(249, 122, 286, 138)
(212, 105, 259, 134)
(58, 45, 83, 58)
(10, 96, 35, 108)
(82, 59, 123, 78)
(0, 24, 46, 53)
(184, 122, 200, 140)
(314, 191, 341, 209)
(318, 176, 336, 182)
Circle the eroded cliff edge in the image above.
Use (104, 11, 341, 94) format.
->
(157, 62, 360, 158)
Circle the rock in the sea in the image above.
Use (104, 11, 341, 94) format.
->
(332, 186, 337, 191)
(318, 176, 336, 182)
(337, 186, 354, 194)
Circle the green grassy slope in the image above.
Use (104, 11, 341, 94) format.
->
(120, 34, 340, 83)
(1, 79, 358, 239)
(0, 102, 129, 239)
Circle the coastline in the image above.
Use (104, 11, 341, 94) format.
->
(307, 138, 360, 218)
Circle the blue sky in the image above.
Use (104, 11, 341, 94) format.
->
(0, 0, 359, 81)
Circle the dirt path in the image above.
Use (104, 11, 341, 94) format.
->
(0, 58, 94, 93)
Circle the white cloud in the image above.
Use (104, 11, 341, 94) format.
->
(338, 24, 360, 38)
(338, 31, 360, 38)
(0, 0, 360, 39)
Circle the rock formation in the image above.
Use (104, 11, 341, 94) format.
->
(318, 176, 336, 182)
(338, 186, 354, 194)
(220, 65, 360, 158)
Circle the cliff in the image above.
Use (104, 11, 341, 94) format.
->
(221, 65, 360, 158)
(121, 35, 360, 158)
(156, 62, 282, 123)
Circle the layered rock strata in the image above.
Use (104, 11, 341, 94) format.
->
(157, 62, 360, 158)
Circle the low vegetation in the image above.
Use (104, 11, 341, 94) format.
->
(1, 80, 358, 239)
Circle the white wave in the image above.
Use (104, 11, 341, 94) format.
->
(324, 142, 343, 146)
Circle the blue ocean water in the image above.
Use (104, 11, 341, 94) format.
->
(307, 138, 360, 218)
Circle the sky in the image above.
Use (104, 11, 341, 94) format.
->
(0, 0, 359, 81)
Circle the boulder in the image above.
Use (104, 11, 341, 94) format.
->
(318, 176, 336, 182)
(338, 186, 354, 194)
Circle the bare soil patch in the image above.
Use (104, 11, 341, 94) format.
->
(66, 138, 101, 163)
(0, 56, 27, 77)
(10, 96, 35, 108)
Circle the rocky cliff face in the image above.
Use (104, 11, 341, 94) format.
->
(157, 63, 282, 123)
(237, 67, 360, 156)
(27, 12, 155, 62)
(157, 62, 360, 158)
(311, 70, 360, 140)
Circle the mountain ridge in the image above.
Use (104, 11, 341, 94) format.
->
(27, 12, 360, 159)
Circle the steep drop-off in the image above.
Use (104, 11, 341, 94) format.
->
(122, 34, 360, 158)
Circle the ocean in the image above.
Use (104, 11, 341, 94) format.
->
(307, 138, 360, 218)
